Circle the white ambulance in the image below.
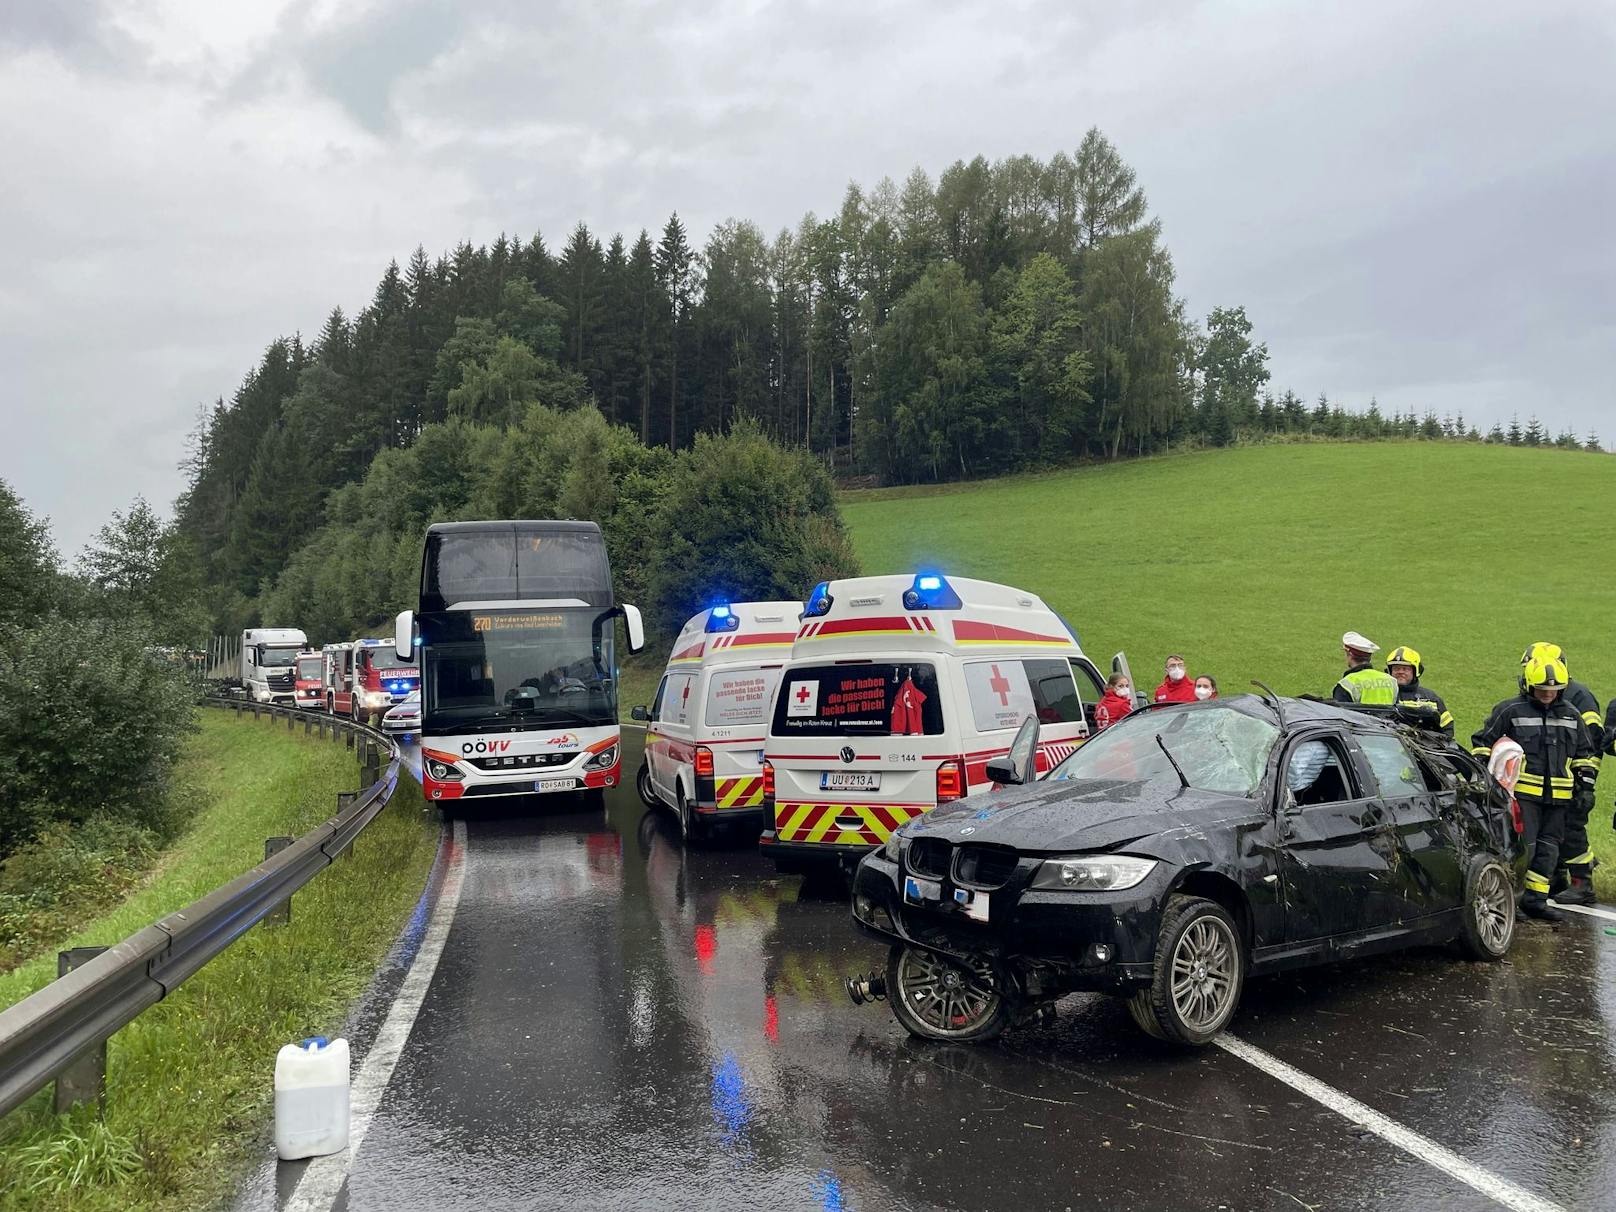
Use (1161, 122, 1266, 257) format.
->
(633, 601, 802, 843)
(759, 573, 1122, 874)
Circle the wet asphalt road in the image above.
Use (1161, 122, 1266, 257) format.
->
(244, 732, 1616, 1211)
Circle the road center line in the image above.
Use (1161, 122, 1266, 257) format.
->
(1215, 1034, 1565, 1212)
(1549, 900, 1616, 923)
(286, 818, 468, 1212)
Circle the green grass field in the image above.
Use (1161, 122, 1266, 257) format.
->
(0, 711, 439, 1212)
(842, 441, 1616, 881)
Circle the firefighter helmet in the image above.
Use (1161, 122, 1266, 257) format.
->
(1521, 641, 1564, 666)
(1385, 645, 1423, 679)
(1523, 655, 1570, 691)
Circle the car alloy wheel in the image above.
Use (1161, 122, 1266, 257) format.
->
(885, 943, 1008, 1042)
(1129, 895, 1245, 1046)
(1458, 858, 1515, 960)
(1169, 917, 1238, 1033)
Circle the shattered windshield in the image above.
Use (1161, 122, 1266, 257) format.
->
(1049, 705, 1279, 796)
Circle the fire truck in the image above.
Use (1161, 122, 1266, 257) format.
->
(324, 637, 419, 721)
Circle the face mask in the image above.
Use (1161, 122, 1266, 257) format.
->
(1194, 685, 1213, 701)
(1115, 684, 1130, 697)
(1167, 666, 1185, 681)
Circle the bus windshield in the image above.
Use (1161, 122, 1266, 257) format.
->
(421, 608, 617, 732)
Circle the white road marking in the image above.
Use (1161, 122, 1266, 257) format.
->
(1216, 1035, 1565, 1212)
(286, 818, 468, 1212)
(1549, 900, 1616, 923)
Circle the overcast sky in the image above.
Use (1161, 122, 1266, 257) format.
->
(3, 0, 1612, 555)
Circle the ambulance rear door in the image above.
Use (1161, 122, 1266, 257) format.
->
(699, 663, 781, 814)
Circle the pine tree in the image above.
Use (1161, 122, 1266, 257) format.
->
(1524, 414, 1545, 446)
(656, 213, 694, 449)
(629, 231, 663, 445)
(1586, 430, 1603, 453)
(1507, 414, 1523, 445)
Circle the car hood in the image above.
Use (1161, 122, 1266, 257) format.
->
(904, 776, 1257, 853)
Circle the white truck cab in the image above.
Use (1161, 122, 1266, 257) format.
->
(242, 628, 308, 705)
(633, 601, 802, 843)
(759, 573, 1116, 874)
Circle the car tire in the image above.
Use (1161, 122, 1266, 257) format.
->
(1128, 895, 1245, 1046)
(884, 942, 1010, 1043)
(636, 763, 659, 810)
(678, 792, 705, 845)
(1456, 857, 1516, 961)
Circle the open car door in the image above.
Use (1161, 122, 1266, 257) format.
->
(1112, 651, 1145, 710)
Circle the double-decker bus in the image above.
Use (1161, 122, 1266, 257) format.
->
(393, 521, 645, 803)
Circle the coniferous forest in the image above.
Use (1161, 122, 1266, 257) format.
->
(174, 131, 1605, 639)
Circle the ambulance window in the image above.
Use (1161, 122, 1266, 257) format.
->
(965, 660, 1036, 732)
(705, 667, 782, 729)
(664, 674, 696, 728)
(1070, 659, 1105, 701)
(649, 676, 669, 722)
(1025, 659, 1083, 725)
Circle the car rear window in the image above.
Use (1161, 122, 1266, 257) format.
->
(770, 663, 945, 737)
(704, 667, 782, 729)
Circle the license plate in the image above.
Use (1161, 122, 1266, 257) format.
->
(535, 778, 575, 793)
(821, 771, 880, 791)
(953, 887, 990, 923)
(904, 875, 941, 905)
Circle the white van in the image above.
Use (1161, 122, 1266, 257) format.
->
(633, 601, 803, 842)
(759, 573, 1121, 874)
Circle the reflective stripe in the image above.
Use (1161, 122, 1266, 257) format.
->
(1438, 711, 1454, 728)
(1564, 850, 1594, 865)
(1524, 871, 1551, 893)
(1582, 710, 1602, 727)
(1471, 746, 1492, 756)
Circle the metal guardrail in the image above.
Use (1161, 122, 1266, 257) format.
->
(0, 697, 402, 1120)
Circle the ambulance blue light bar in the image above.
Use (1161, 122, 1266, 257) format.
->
(705, 604, 740, 632)
(804, 582, 834, 618)
(903, 572, 962, 611)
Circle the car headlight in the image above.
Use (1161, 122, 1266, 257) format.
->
(1030, 855, 1157, 892)
(881, 834, 902, 863)
(425, 758, 463, 782)
(586, 745, 618, 771)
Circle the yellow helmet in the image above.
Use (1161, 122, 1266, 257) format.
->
(1385, 645, 1423, 678)
(1521, 641, 1563, 666)
(1523, 655, 1569, 691)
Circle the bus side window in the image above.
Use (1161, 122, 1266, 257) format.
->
(649, 676, 669, 724)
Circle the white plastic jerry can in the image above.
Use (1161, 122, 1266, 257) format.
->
(275, 1036, 351, 1160)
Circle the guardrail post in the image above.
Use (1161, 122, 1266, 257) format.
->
(263, 837, 294, 925)
(252, 704, 260, 722)
(234, 702, 242, 719)
(303, 716, 311, 736)
(345, 728, 354, 751)
(54, 948, 109, 1114)
(287, 711, 295, 733)
(337, 792, 358, 858)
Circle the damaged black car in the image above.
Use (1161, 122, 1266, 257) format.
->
(848, 692, 1525, 1046)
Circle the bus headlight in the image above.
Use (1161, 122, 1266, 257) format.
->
(425, 758, 463, 782)
(586, 745, 619, 771)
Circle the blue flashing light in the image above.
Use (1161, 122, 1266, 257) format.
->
(705, 603, 741, 633)
(804, 581, 834, 618)
(904, 571, 962, 611)
(711, 604, 731, 619)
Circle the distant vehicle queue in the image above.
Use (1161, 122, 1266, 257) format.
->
(634, 573, 1615, 923)
(240, 627, 418, 723)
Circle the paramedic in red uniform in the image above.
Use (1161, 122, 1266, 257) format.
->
(1154, 655, 1196, 704)
(1096, 673, 1134, 731)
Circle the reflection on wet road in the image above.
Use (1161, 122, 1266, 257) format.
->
(283, 735, 1616, 1210)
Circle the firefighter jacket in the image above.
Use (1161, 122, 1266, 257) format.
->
(1395, 680, 1454, 737)
(1154, 676, 1196, 705)
(1472, 693, 1598, 805)
(1565, 679, 1603, 778)
(1333, 664, 1399, 706)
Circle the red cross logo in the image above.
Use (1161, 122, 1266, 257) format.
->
(795, 684, 812, 704)
(989, 664, 1012, 707)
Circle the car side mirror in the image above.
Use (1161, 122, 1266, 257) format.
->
(985, 756, 1020, 785)
(631, 705, 650, 722)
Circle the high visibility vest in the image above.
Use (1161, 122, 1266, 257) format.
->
(1338, 667, 1399, 705)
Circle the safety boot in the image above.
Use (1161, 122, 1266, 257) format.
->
(1555, 866, 1597, 907)
(1518, 892, 1564, 924)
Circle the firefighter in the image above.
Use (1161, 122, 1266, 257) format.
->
(1473, 654, 1599, 922)
(1332, 631, 1398, 705)
(1521, 643, 1603, 905)
(1385, 645, 1454, 737)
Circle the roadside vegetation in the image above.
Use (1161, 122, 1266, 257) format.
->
(842, 440, 1616, 888)
(0, 711, 439, 1212)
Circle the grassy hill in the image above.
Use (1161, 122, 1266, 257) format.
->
(843, 441, 1616, 831)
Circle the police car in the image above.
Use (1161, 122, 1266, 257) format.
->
(633, 602, 802, 842)
(759, 573, 1123, 875)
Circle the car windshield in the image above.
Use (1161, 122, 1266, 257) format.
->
(296, 657, 322, 679)
(368, 647, 416, 672)
(1048, 704, 1279, 796)
(258, 645, 301, 668)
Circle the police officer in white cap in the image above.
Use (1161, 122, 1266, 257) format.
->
(1332, 631, 1399, 705)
